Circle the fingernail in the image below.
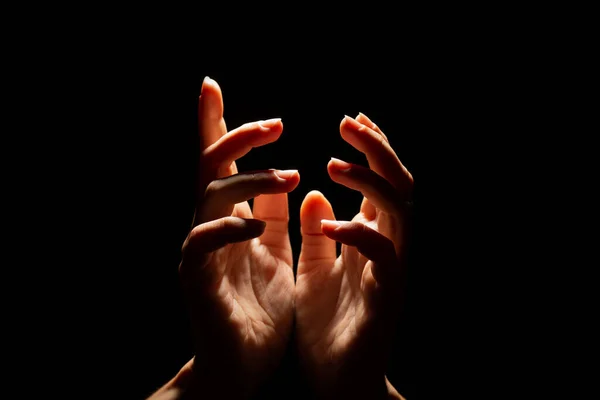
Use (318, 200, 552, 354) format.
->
(343, 115, 365, 132)
(321, 219, 342, 230)
(329, 157, 352, 172)
(258, 118, 282, 130)
(273, 169, 298, 181)
(201, 76, 211, 94)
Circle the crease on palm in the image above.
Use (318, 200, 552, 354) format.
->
(299, 242, 371, 353)
(215, 237, 292, 342)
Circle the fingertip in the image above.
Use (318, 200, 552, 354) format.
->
(305, 189, 325, 201)
(199, 77, 223, 120)
(301, 190, 331, 213)
(273, 169, 298, 180)
(356, 112, 374, 128)
(243, 217, 267, 236)
(258, 118, 283, 132)
(300, 190, 335, 235)
(250, 119, 284, 145)
(340, 115, 350, 130)
(201, 75, 211, 91)
(201, 76, 219, 95)
(339, 115, 366, 144)
(320, 219, 342, 232)
(254, 218, 268, 229)
(226, 215, 265, 228)
(272, 169, 301, 190)
(288, 170, 301, 189)
(356, 111, 370, 121)
(247, 125, 284, 148)
(342, 114, 364, 131)
(326, 160, 336, 177)
(328, 157, 352, 173)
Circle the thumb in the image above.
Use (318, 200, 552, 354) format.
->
(298, 190, 337, 276)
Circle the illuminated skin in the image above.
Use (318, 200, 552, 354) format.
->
(147, 78, 411, 400)
(295, 114, 412, 400)
(176, 77, 299, 399)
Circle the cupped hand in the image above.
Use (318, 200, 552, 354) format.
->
(178, 77, 298, 399)
(295, 113, 413, 399)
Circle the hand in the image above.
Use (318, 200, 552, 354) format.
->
(295, 113, 413, 399)
(178, 77, 299, 399)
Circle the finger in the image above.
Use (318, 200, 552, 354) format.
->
(200, 118, 283, 182)
(320, 220, 398, 285)
(298, 190, 337, 275)
(340, 115, 413, 194)
(183, 216, 265, 255)
(198, 76, 227, 150)
(355, 112, 389, 143)
(196, 169, 300, 225)
(180, 216, 266, 280)
(253, 170, 300, 264)
(354, 113, 394, 221)
(354, 113, 399, 232)
(328, 158, 406, 215)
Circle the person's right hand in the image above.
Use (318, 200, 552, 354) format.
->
(295, 113, 412, 400)
(178, 77, 299, 400)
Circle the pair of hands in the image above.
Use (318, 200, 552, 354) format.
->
(152, 77, 413, 400)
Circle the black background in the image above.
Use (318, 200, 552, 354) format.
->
(57, 16, 552, 399)
(115, 54, 430, 399)
(130, 63, 424, 399)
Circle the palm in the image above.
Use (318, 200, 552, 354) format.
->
(187, 162, 298, 382)
(206, 201, 295, 359)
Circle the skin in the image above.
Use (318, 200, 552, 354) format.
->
(147, 78, 412, 400)
(295, 114, 412, 400)
(177, 77, 299, 399)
